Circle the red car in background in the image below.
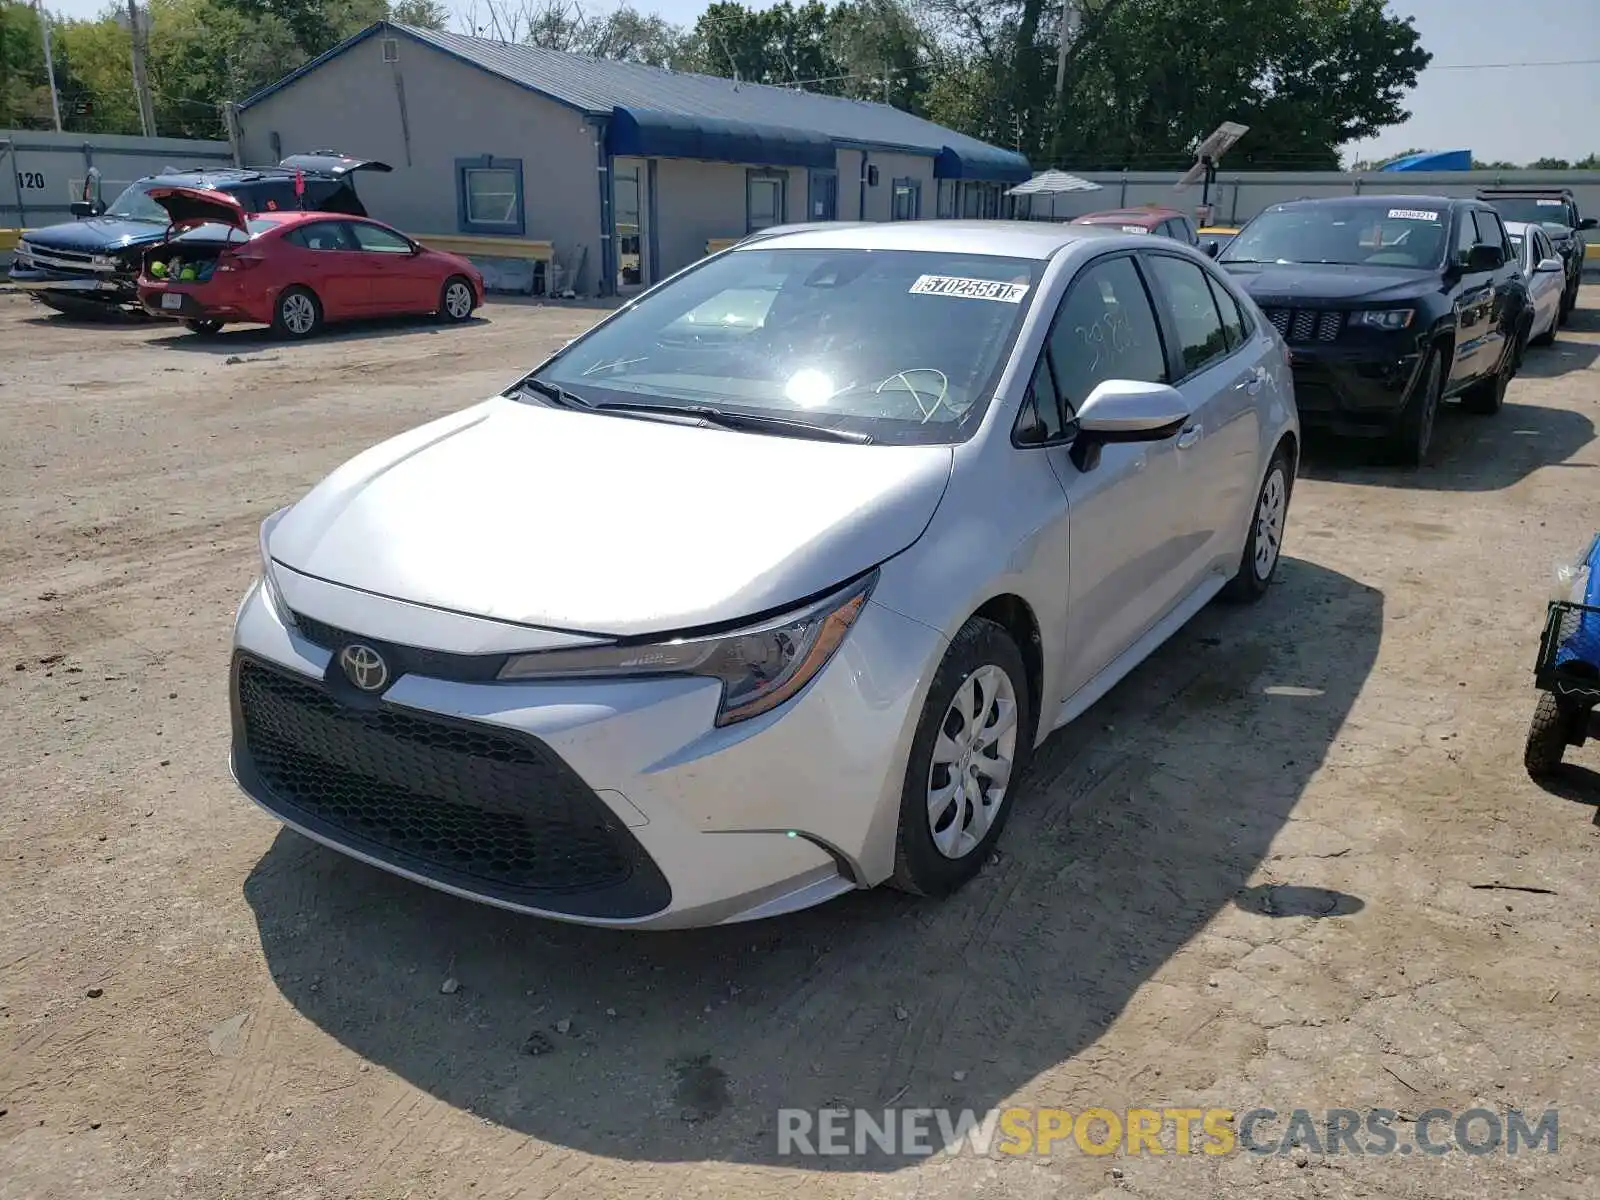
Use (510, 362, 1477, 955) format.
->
(1069, 206, 1217, 254)
(137, 186, 484, 338)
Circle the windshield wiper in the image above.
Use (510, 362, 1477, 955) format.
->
(595, 400, 873, 444)
(512, 377, 596, 410)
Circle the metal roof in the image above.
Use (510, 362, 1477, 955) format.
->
(237, 21, 1031, 182)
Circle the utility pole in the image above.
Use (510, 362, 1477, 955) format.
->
(1054, 0, 1081, 100)
(35, 1, 63, 131)
(126, 0, 157, 137)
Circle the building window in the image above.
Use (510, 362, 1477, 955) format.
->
(454, 155, 525, 236)
(746, 170, 786, 233)
(891, 178, 921, 221)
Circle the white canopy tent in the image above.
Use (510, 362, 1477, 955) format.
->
(1006, 170, 1103, 221)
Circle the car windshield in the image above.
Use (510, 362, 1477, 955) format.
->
(1485, 196, 1575, 229)
(526, 247, 1045, 445)
(1221, 205, 1448, 269)
(103, 181, 170, 222)
(1508, 233, 1525, 261)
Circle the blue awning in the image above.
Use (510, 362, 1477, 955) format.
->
(934, 145, 1032, 184)
(607, 108, 836, 169)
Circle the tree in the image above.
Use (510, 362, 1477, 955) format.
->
(391, 0, 449, 29)
(1527, 156, 1570, 171)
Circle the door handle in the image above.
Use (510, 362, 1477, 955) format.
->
(1176, 424, 1203, 449)
(1236, 374, 1262, 396)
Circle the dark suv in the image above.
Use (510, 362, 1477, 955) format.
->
(1476, 187, 1595, 325)
(7, 153, 390, 316)
(1219, 195, 1531, 465)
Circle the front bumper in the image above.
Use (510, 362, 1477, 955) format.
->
(4, 264, 131, 295)
(1284, 342, 1424, 437)
(229, 574, 946, 929)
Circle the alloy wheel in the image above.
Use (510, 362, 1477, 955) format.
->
(444, 281, 473, 319)
(926, 665, 1019, 859)
(281, 293, 316, 335)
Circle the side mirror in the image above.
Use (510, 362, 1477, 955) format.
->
(1205, 240, 1220, 259)
(70, 200, 96, 218)
(1536, 256, 1565, 274)
(1580, 217, 1597, 231)
(1465, 244, 1504, 272)
(1070, 379, 1190, 471)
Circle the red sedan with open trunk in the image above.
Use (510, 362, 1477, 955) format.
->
(137, 186, 484, 338)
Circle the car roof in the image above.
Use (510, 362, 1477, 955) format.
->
(1073, 207, 1183, 225)
(1478, 186, 1573, 196)
(731, 219, 1150, 261)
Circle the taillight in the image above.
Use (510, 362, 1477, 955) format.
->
(217, 254, 263, 273)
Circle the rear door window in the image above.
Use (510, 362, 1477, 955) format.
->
(1144, 254, 1232, 377)
(286, 221, 359, 251)
(1205, 273, 1248, 350)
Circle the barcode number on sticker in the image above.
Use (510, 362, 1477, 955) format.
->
(1537, 198, 1563, 206)
(909, 275, 1029, 303)
(1121, 225, 1151, 234)
(1388, 208, 1439, 221)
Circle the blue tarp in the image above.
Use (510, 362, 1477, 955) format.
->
(1380, 150, 1473, 172)
(608, 108, 836, 170)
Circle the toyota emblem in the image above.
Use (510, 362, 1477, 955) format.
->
(338, 643, 390, 692)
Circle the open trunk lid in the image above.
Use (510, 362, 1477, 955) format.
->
(146, 185, 249, 233)
(278, 153, 394, 177)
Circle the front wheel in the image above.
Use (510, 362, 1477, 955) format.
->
(1388, 347, 1443, 466)
(272, 286, 322, 339)
(890, 618, 1033, 897)
(1525, 693, 1579, 777)
(439, 275, 476, 322)
(1223, 445, 1293, 603)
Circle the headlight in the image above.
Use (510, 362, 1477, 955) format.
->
(258, 507, 296, 628)
(1349, 308, 1414, 331)
(498, 572, 876, 726)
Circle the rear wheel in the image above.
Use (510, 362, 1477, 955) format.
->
(272, 286, 322, 339)
(890, 618, 1033, 898)
(1388, 347, 1442, 466)
(185, 318, 222, 336)
(1531, 316, 1557, 348)
(1525, 693, 1578, 777)
(439, 275, 475, 322)
(1559, 281, 1575, 326)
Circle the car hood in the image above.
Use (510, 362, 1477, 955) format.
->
(21, 217, 168, 253)
(1222, 262, 1438, 306)
(268, 396, 954, 637)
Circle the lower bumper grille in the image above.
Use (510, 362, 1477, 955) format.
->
(232, 655, 671, 917)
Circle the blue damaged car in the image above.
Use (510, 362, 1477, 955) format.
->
(6, 153, 389, 317)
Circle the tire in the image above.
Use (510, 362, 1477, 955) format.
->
(185, 318, 222, 336)
(1558, 283, 1574, 327)
(1223, 445, 1293, 603)
(439, 275, 475, 322)
(1388, 347, 1443, 466)
(272, 286, 322, 339)
(1525, 692, 1577, 777)
(1531, 319, 1557, 349)
(889, 617, 1034, 898)
(1459, 336, 1513, 416)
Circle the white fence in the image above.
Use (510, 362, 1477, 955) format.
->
(1018, 169, 1600, 228)
(2, 129, 235, 230)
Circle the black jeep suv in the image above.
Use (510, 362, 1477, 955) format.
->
(1218, 194, 1532, 465)
(1477, 186, 1595, 325)
(7, 153, 390, 317)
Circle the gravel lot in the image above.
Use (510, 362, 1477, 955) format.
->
(3, 289, 1599, 1200)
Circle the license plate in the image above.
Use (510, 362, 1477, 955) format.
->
(161, 292, 182, 311)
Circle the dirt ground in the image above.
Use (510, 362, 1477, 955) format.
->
(3, 287, 1600, 1200)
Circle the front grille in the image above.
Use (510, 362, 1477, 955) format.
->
(1263, 308, 1342, 343)
(17, 241, 109, 276)
(290, 610, 509, 683)
(235, 657, 647, 900)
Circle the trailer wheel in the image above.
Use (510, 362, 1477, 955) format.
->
(1525, 693, 1577, 777)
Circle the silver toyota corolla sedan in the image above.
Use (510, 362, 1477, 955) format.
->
(230, 219, 1299, 929)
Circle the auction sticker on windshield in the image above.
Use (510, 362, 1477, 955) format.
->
(1387, 208, 1439, 221)
(909, 275, 1030, 303)
(1538, 199, 1563, 206)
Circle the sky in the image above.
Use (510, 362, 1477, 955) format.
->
(38, 0, 1600, 165)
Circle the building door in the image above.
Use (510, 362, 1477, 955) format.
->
(613, 163, 646, 291)
(807, 170, 838, 221)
